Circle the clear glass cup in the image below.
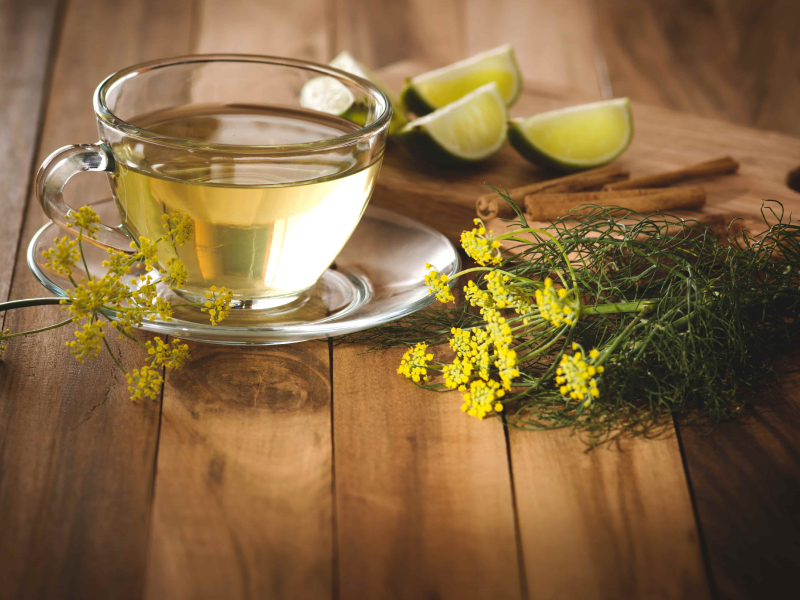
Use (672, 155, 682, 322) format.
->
(35, 55, 391, 309)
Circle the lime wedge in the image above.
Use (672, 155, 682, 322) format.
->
(398, 82, 508, 166)
(299, 75, 356, 117)
(300, 51, 407, 134)
(330, 51, 408, 133)
(400, 45, 522, 115)
(508, 98, 633, 172)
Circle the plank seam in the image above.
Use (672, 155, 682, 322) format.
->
(1, 0, 69, 314)
(502, 422, 530, 600)
(587, 0, 613, 98)
(325, 0, 338, 61)
(329, 338, 340, 600)
(188, 0, 203, 55)
(673, 414, 721, 600)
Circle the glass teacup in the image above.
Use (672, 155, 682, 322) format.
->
(36, 55, 391, 309)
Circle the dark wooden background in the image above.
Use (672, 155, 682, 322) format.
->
(1, 1, 800, 599)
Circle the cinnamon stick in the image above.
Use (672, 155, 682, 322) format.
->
(524, 186, 706, 221)
(476, 164, 629, 220)
(602, 156, 739, 191)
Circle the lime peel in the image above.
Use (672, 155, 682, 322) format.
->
(509, 98, 633, 172)
(399, 82, 508, 166)
(401, 45, 522, 115)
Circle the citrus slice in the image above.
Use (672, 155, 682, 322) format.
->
(508, 98, 633, 172)
(329, 51, 408, 133)
(398, 82, 508, 166)
(400, 45, 522, 115)
(300, 51, 407, 134)
(299, 75, 356, 117)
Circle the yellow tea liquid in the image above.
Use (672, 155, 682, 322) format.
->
(109, 104, 382, 301)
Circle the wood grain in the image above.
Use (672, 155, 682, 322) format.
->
(333, 345, 522, 600)
(144, 4, 337, 600)
(144, 343, 333, 600)
(595, 0, 800, 137)
(465, 0, 602, 96)
(334, 0, 462, 69)
(0, 0, 60, 304)
(0, 0, 193, 598)
(676, 352, 800, 600)
(192, 0, 331, 60)
(509, 430, 710, 599)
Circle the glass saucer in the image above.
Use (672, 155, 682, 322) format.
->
(27, 198, 460, 345)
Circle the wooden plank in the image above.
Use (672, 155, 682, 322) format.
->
(677, 351, 800, 600)
(0, 0, 60, 303)
(333, 345, 522, 600)
(595, 0, 800, 137)
(592, 4, 800, 595)
(465, 0, 603, 96)
(143, 4, 335, 599)
(509, 430, 710, 599)
(192, 0, 330, 60)
(144, 343, 334, 600)
(334, 0, 462, 69)
(0, 0, 193, 598)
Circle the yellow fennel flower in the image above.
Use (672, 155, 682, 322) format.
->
(483, 308, 514, 348)
(102, 249, 132, 278)
(461, 379, 505, 419)
(66, 205, 101, 237)
(43, 236, 80, 276)
(424, 263, 454, 304)
(555, 344, 605, 408)
(443, 356, 473, 389)
(202, 285, 233, 325)
(464, 279, 495, 310)
(484, 270, 534, 316)
(146, 338, 190, 370)
(535, 277, 579, 327)
(126, 364, 163, 400)
(162, 211, 193, 247)
(162, 257, 188, 288)
(131, 237, 159, 271)
(397, 342, 434, 382)
(461, 218, 502, 266)
(67, 320, 104, 363)
(494, 346, 519, 390)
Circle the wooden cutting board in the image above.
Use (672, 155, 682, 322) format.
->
(371, 61, 800, 242)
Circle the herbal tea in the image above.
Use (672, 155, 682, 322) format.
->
(109, 104, 382, 301)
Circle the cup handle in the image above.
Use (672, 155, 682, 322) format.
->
(35, 143, 133, 253)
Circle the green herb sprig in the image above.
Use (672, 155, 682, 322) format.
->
(356, 192, 800, 445)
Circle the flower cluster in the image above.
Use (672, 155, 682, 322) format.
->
(1, 204, 233, 403)
(556, 344, 604, 407)
(203, 286, 233, 325)
(461, 379, 504, 418)
(484, 271, 534, 316)
(461, 219, 502, 266)
(397, 342, 433, 382)
(67, 320, 105, 362)
(535, 278, 578, 327)
(66, 205, 101, 237)
(424, 263, 455, 303)
(126, 365, 163, 401)
(162, 211, 193, 247)
(146, 338, 190, 370)
(43, 236, 81, 276)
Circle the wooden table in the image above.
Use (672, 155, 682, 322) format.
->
(2, 1, 800, 599)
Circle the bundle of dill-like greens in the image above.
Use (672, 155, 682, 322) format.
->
(344, 197, 800, 443)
